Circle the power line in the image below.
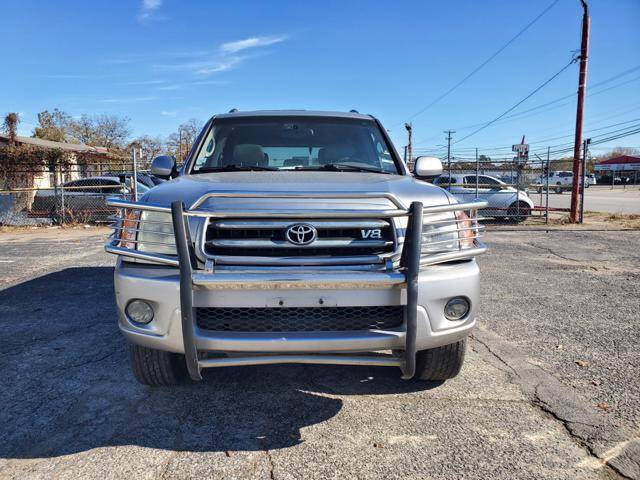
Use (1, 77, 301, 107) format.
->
(453, 58, 578, 145)
(414, 65, 640, 145)
(395, 0, 560, 126)
(417, 120, 640, 159)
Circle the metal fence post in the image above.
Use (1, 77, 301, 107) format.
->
(579, 139, 588, 223)
(546, 147, 550, 225)
(132, 148, 139, 201)
(611, 169, 614, 189)
(60, 181, 65, 224)
(475, 148, 479, 199)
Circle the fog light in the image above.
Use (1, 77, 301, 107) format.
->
(444, 297, 470, 321)
(126, 300, 154, 324)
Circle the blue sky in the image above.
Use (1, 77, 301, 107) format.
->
(1, 0, 639, 159)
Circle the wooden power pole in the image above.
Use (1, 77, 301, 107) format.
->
(570, 0, 590, 222)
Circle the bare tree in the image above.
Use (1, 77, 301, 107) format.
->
(166, 119, 203, 161)
(33, 109, 73, 142)
(605, 147, 640, 158)
(69, 114, 97, 145)
(94, 114, 132, 150)
(128, 135, 165, 169)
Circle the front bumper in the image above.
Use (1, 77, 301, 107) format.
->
(114, 258, 479, 357)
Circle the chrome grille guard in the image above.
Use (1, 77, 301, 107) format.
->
(104, 192, 487, 380)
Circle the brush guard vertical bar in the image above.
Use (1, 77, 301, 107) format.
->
(171, 201, 202, 381)
(400, 201, 423, 379)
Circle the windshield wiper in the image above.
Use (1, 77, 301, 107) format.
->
(318, 163, 388, 174)
(293, 163, 388, 174)
(195, 164, 277, 173)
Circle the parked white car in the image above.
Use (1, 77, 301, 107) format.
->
(433, 173, 534, 222)
(536, 170, 590, 193)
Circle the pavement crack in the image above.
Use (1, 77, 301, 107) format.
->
(48, 350, 119, 378)
(258, 439, 276, 480)
(524, 242, 582, 263)
(470, 334, 520, 378)
(157, 451, 179, 479)
(532, 384, 634, 480)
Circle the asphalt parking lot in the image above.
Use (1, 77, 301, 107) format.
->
(1, 227, 639, 479)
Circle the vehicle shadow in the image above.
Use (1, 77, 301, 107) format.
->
(0, 267, 440, 460)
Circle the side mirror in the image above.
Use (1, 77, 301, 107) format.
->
(151, 155, 177, 179)
(414, 156, 443, 180)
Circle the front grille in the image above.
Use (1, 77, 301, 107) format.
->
(203, 218, 395, 258)
(195, 306, 404, 332)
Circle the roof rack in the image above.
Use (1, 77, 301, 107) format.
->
(349, 109, 359, 113)
(228, 108, 238, 113)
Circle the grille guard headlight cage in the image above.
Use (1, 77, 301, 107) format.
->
(105, 193, 487, 269)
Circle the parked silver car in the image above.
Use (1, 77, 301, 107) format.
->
(434, 173, 534, 222)
(104, 110, 487, 386)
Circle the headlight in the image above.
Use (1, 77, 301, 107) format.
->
(119, 209, 140, 249)
(136, 210, 176, 255)
(421, 210, 475, 255)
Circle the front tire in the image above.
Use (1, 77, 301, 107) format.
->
(507, 201, 531, 223)
(414, 340, 466, 381)
(555, 183, 563, 194)
(128, 343, 187, 386)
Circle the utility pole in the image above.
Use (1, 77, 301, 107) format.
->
(404, 123, 413, 169)
(445, 130, 455, 184)
(570, 0, 590, 222)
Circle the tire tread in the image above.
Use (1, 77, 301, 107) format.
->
(128, 343, 185, 386)
(415, 339, 466, 381)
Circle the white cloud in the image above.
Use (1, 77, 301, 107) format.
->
(157, 79, 230, 91)
(119, 79, 166, 86)
(138, 0, 163, 23)
(150, 35, 287, 76)
(143, 0, 161, 9)
(153, 56, 244, 76)
(161, 111, 177, 117)
(220, 35, 289, 54)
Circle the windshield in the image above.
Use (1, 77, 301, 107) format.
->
(190, 116, 400, 174)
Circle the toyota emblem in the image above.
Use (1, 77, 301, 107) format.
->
(285, 223, 317, 245)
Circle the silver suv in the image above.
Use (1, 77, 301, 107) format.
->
(105, 110, 486, 386)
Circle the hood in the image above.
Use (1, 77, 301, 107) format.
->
(143, 171, 453, 211)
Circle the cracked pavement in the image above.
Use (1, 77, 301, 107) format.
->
(0, 227, 639, 479)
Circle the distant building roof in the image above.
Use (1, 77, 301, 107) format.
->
(0, 134, 108, 154)
(596, 155, 640, 165)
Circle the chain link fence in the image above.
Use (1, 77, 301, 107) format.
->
(409, 155, 600, 225)
(0, 159, 157, 226)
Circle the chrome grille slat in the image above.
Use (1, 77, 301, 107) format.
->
(206, 238, 393, 249)
(213, 219, 390, 229)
